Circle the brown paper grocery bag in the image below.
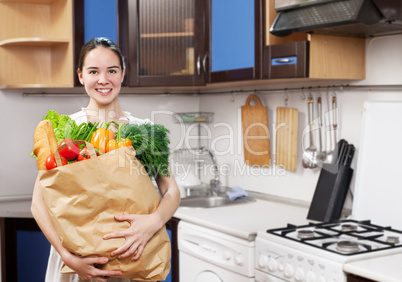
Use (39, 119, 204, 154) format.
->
(39, 141, 171, 281)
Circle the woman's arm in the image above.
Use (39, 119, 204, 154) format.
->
(31, 175, 123, 281)
(104, 167, 181, 260)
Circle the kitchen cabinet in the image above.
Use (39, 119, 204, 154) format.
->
(165, 217, 180, 282)
(209, 0, 260, 82)
(0, 0, 74, 88)
(1, 218, 50, 281)
(263, 34, 365, 80)
(118, 0, 208, 87)
(209, 0, 308, 83)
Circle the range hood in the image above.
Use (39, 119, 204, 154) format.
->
(270, 0, 402, 37)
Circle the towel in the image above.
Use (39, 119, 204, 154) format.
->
(226, 186, 248, 201)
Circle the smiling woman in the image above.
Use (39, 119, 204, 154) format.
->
(30, 37, 181, 282)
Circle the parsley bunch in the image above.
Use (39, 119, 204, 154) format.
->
(120, 123, 171, 179)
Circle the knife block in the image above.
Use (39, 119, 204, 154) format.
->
(307, 164, 354, 222)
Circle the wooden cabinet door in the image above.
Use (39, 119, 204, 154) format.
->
(209, 0, 263, 83)
(118, 0, 208, 87)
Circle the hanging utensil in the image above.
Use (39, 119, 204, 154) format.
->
(323, 88, 334, 163)
(316, 96, 326, 163)
(332, 91, 338, 145)
(302, 96, 317, 169)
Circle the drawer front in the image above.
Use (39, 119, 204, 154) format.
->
(264, 41, 309, 79)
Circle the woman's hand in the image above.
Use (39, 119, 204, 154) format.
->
(62, 251, 122, 281)
(103, 213, 162, 261)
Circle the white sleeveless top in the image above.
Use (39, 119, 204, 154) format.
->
(69, 108, 152, 126)
(45, 110, 153, 282)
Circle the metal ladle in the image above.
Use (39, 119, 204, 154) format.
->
(316, 96, 326, 164)
(302, 96, 318, 168)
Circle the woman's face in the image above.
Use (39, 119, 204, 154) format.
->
(77, 46, 125, 106)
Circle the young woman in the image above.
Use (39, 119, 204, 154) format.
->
(31, 37, 181, 282)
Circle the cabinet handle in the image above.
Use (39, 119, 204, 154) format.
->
(202, 52, 208, 74)
(197, 56, 201, 78)
(275, 58, 294, 63)
(271, 56, 298, 66)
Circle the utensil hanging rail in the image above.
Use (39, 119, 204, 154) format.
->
(21, 84, 402, 97)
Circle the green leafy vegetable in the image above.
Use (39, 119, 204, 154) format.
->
(44, 110, 77, 144)
(120, 123, 171, 179)
(71, 121, 100, 142)
(43, 110, 99, 144)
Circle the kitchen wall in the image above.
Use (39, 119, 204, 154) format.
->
(198, 34, 402, 206)
(0, 92, 200, 200)
(1, 34, 402, 207)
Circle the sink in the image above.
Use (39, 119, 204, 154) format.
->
(180, 194, 255, 208)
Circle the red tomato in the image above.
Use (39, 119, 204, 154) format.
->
(45, 153, 67, 170)
(59, 139, 80, 160)
(77, 147, 91, 161)
(77, 147, 99, 161)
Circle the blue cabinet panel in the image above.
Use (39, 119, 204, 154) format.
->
(84, 0, 117, 43)
(211, 0, 255, 72)
(17, 230, 50, 282)
(160, 228, 172, 282)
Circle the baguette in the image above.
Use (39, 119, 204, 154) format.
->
(33, 120, 58, 170)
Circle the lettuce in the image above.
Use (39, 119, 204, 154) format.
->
(44, 110, 77, 144)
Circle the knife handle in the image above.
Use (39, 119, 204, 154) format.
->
(335, 139, 348, 165)
(343, 145, 355, 166)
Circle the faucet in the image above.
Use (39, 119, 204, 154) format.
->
(200, 147, 221, 196)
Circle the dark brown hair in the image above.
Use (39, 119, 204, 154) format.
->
(77, 37, 125, 71)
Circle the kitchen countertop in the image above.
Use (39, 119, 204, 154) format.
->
(343, 253, 402, 282)
(174, 195, 310, 241)
(0, 195, 311, 243)
(0, 198, 32, 218)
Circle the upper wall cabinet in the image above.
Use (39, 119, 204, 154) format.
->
(263, 33, 365, 80)
(209, 0, 260, 83)
(208, 0, 311, 84)
(0, 0, 74, 88)
(118, 0, 209, 87)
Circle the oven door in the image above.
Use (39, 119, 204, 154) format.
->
(255, 269, 286, 282)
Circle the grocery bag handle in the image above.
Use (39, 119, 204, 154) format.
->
(55, 140, 97, 166)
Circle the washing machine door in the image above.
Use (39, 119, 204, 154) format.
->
(195, 270, 223, 282)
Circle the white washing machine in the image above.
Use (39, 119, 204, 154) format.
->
(178, 221, 255, 282)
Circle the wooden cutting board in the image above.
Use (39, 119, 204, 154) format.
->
(241, 94, 271, 166)
(275, 107, 298, 171)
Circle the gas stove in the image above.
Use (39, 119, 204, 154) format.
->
(255, 220, 402, 282)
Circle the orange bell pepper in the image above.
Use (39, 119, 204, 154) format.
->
(106, 123, 132, 152)
(90, 122, 115, 154)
